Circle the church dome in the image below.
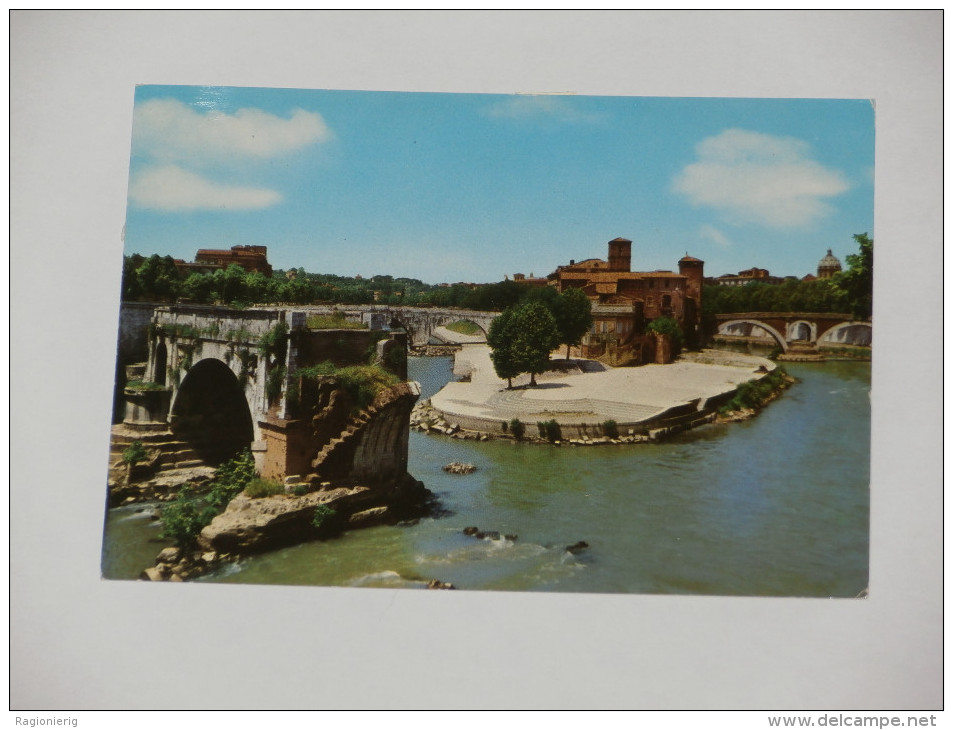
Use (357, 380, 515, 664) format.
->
(817, 249, 842, 278)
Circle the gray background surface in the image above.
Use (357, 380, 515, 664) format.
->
(10, 10, 943, 709)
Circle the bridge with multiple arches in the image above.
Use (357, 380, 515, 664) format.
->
(714, 312, 872, 353)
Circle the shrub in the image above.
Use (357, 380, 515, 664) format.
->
(244, 477, 285, 499)
(125, 380, 165, 391)
(509, 418, 525, 440)
(158, 487, 218, 551)
(266, 364, 285, 405)
(122, 440, 148, 465)
(312, 504, 336, 529)
(384, 343, 407, 372)
(306, 312, 367, 330)
(602, 419, 619, 439)
(719, 368, 788, 414)
(538, 419, 561, 442)
(297, 362, 400, 413)
(204, 448, 256, 511)
(258, 321, 289, 358)
(646, 316, 684, 353)
(293, 484, 309, 496)
(501, 420, 508, 433)
(542, 419, 562, 443)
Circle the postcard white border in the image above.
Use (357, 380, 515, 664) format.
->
(10, 10, 943, 709)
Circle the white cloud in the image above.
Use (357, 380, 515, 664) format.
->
(133, 98, 331, 162)
(129, 165, 282, 211)
(699, 224, 732, 248)
(672, 129, 849, 228)
(485, 95, 603, 124)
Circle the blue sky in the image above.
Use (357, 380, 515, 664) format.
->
(124, 85, 874, 284)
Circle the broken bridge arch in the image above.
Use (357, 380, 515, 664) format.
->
(169, 357, 255, 464)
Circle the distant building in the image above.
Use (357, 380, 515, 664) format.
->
(548, 237, 704, 362)
(816, 249, 842, 279)
(512, 272, 549, 287)
(174, 245, 273, 277)
(711, 266, 784, 287)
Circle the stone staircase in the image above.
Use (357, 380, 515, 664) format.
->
(778, 341, 825, 362)
(308, 404, 378, 478)
(108, 425, 208, 475)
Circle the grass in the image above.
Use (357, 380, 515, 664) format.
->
(718, 367, 789, 414)
(244, 477, 285, 498)
(125, 380, 166, 391)
(297, 362, 400, 412)
(306, 313, 368, 330)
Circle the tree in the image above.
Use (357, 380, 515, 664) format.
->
(832, 233, 873, 320)
(646, 316, 683, 357)
(121, 254, 145, 300)
(487, 309, 521, 389)
(552, 287, 593, 359)
(179, 272, 215, 303)
(488, 302, 560, 387)
(135, 254, 180, 301)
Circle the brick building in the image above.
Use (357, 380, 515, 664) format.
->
(549, 237, 704, 362)
(174, 245, 273, 278)
(711, 266, 784, 287)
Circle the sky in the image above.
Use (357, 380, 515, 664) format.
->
(123, 85, 874, 285)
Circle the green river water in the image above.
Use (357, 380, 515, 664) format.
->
(102, 355, 870, 597)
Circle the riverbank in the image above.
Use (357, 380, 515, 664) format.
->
(102, 358, 870, 596)
(418, 345, 783, 443)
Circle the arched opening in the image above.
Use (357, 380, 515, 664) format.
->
(820, 323, 872, 347)
(790, 322, 812, 342)
(717, 320, 788, 352)
(170, 358, 254, 465)
(154, 342, 168, 386)
(443, 319, 488, 338)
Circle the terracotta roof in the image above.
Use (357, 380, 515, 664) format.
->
(609, 237, 632, 243)
(679, 255, 704, 263)
(558, 270, 685, 282)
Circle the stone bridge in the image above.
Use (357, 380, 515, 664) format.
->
(282, 305, 499, 347)
(714, 312, 872, 353)
(115, 304, 417, 486)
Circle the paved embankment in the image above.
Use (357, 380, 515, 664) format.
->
(426, 345, 774, 439)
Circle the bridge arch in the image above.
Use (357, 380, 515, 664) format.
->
(819, 321, 872, 347)
(786, 320, 817, 343)
(169, 357, 255, 464)
(718, 319, 789, 352)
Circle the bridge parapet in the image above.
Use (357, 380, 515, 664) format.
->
(279, 304, 500, 346)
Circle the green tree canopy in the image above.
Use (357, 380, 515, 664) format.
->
(488, 302, 560, 387)
(832, 233, 873, 320)
(487, 309, 521, 389)
(552, 287, 593, 359)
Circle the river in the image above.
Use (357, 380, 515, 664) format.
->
(102, 355, 870, 597)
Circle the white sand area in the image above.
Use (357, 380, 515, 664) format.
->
(429, 344, 773, 426)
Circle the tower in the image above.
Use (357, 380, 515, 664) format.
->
(607, 237, 632, 272)
(678, 254, 705, 303)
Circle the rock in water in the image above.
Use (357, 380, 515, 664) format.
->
(426, 579, 455, 590)
(443, 462, 477, 474)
